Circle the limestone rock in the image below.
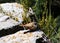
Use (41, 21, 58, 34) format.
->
(0, 3, 24, 30)
(0, 30, 46, 43)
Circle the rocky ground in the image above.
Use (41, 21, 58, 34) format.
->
(0, 30, 44, 43)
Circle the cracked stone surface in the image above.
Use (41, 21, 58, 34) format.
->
(0, 30, 44, 43)
(0, 3, 24, 30)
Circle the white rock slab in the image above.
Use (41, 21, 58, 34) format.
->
(0, 30, 44, 43)
(0, 3, 24, 23)
(0, 3, 24, 30)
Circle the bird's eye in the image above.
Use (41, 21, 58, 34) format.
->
(34, 22, 37, 25)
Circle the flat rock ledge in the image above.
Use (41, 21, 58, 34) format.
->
(0, 3, 24, 30)
(0, 30, 51, 43)
(0, 30, 44, 43)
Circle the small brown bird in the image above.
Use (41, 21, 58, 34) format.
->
(20, 22, 37, 30)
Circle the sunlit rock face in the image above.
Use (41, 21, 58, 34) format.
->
(0, 30, 51, 43)
(0, 30, 45, 43)
(0, 3, 24, 30)
(0, 3, 24, 37)
(0, 3, 24, 23)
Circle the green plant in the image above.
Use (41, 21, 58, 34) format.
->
(16, 0, 36, 10)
